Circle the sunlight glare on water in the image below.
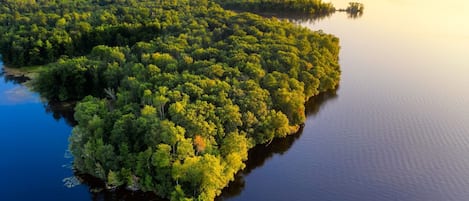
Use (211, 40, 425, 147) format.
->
(222, 1, 469, 201)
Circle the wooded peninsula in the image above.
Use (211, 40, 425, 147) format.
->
(0, 0, 340, 200)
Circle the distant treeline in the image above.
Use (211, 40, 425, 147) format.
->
(215, 0, 336, 15)
(0, 1, 340, 201)
(216, 0, 365, 19)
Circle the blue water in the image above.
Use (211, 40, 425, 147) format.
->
(0, 65, 90, 201)
(3, 0, 469, 200)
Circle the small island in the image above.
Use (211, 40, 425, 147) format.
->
(0, 0, 340, 200)
(338, 2, 365, 18)
(345, 2, 365, 13)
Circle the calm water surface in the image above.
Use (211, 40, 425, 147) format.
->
(221, 0, 469, 200)
(0, 69, 90, 200)
(2, 0, 469, 200)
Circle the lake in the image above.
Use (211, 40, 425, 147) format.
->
(0, 69, 88, 200)
(2, 0, 469, 200)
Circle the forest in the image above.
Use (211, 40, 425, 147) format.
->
(215, 0, 336, 15)
(0, 0, 340, 200)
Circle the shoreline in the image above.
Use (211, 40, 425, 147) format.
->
(2, 66, 34, 88)
(2, 65, 41, 79)
(2, 65, 46, 88)
(2, 65, 78, 123)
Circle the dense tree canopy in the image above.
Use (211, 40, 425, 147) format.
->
(0, 0, 340, 200)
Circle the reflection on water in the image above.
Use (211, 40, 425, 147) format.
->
(0, 69, 38, 105)
(0, 68, 31, 84)
(222, 1, 469, 201)
(77, 174, 166, 201)
(3, 74, 30, 84)
(44, 101, 78, 126)
(251, 10, 364, 24)
(1, 67, 77, 125)
(4, 1, 469, 200)
(0, 66, 83, 201)
(254, 11, 336, 24)
(345, 11, 363, 19)
(232, 5, 364, 24)
(3, 86, 38, 104)
(218, 90, 338, 200)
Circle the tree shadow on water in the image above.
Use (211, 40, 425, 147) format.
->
(1, 68, 31, 84)
(217, 89, 338, 200)
(43, 100, 78, 126)
(1, 68, 77, 126)
(77, 174, 166, 201)
(248, 11, 335, 24)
